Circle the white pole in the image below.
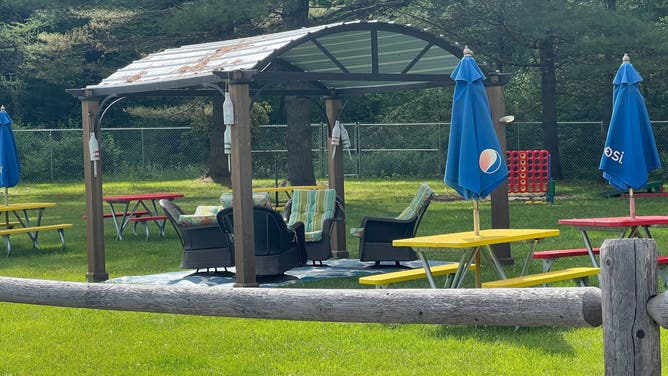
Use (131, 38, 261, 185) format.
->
(473, 199, 480, 236)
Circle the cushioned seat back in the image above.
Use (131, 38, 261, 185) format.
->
(396, 184, 434, 221)
(217, 207, 295, 256)
(253, 207, 295, 256)
(160, 199, 185, 244)
(219, 192, 272, 209)
(287, 189, 336, 242)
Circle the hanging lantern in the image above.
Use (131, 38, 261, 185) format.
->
(88, 132, 100, 177)
(223, 92, 235, 125)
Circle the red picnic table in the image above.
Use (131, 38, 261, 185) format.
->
(103, 192, 184, 240)
(558, 215, 668, 268)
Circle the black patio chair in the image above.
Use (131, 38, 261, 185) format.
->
(159, 199, 234, 272)
(353, 183, 434, 266)
(216, 206, 307, 277)
(282, 189, 344, 265)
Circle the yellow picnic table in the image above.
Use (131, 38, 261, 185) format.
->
(393, 228, 561, 288)
(0, 202, 72, 256)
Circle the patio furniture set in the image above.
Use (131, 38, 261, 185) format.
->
(157, 184, 434, 278)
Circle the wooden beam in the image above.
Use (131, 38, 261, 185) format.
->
(81, 95, 108, 282)
(486, 84, 512, 264)
(325, 98, 348, 258)
(600, 238, 661, 375)
(0, 277, 602, 327)
(229, 75, 258, 287)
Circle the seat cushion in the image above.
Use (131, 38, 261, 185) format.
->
(350, 227, 364, 237)
(219, 192, 272, 209)
(287, 189, 336, 242)
(396, 184, 434, 220)
(194, 205, 224, 216)
(177, 214, 217, 227)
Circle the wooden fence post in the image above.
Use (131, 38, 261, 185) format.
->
(599, 238, 661, 375)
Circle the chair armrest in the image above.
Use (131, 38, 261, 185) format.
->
(334, 196, 345, 221)
(360, 216, 415, 242)
(282, 200, 293, 222)
(288, 221, 307, 264)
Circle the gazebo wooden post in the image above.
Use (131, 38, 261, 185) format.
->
(325, 97, 348, 258)
(486, 77, 512, 264)
(81, 92, 108, 282)
(229, 71, 258, 287)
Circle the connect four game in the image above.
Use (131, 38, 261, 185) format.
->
(506, 149, 553, 202)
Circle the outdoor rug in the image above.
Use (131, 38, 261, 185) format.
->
(106, 259, 449, 288)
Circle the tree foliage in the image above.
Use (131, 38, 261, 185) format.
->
(0, 1, 667, 178)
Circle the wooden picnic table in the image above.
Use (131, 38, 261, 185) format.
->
(103, 193, 184, 240)
(0, 202, 72, 256)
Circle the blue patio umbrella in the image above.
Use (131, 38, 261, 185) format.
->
(445, 47, 508, 235)
(599, 54, 660, 218)
(0, 105, 20, 207)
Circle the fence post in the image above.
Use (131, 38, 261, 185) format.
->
(600, 238, 661, 375)
(49, 129, 54, 181)
(355, 122, 360, 177)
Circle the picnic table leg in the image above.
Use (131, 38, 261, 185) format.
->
(148, 199, 167, 237)
(137, 199, 168, 238)
(451, 248, 477, 288)
(482, 245, 507, 281)
(3, 235, 10, 256)
(474, 251, 481, 288)
(415, 250, 437, 289)
(107, 201, 132, 240)
(580, 230, 600, 268)
(520, 239, 541, 276)
(13, 208, 44, 249)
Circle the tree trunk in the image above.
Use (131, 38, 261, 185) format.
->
(208, 95, 230, 182)
(282, 0, 314, 185)
(539, 37, 563, 180)
(281, 0, 309, 28)
(286, 93, 316, 185)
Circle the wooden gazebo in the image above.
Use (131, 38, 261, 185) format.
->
(67, 20, 512, 286)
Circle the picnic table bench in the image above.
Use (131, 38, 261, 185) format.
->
(482, 267, 600, 288)
(359, 263, 475, 288)
(0, 223, 73, 256)
(532, 248, 601, 272)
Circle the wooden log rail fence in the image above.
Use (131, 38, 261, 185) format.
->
(0, 238, 665, 374)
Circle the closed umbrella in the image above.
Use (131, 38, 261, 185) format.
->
(599, 54, 660, 218)
(0, 105, 20, 225)
(444, 47, 508, 236)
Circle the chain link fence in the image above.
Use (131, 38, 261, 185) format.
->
(12, 121, 668, 183)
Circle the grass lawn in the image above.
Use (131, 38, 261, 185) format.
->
(0, 178, 667, 375)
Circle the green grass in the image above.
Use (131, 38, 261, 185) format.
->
(0, 178, 667, 375)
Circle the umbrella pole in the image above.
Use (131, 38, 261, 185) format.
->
(629, 188, 636, 219)
(473, 200, 480, 236)
(4, 187, 8, 227)
(473, 199, 481, 287)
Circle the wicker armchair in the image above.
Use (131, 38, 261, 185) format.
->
(159, 199, 234, 272)
(282, 189, 344, 265)
(353, 184, 434, 266)
(217, 206, 307, 277)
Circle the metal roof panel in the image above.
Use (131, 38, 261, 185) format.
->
(79, 21, 466, 96)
